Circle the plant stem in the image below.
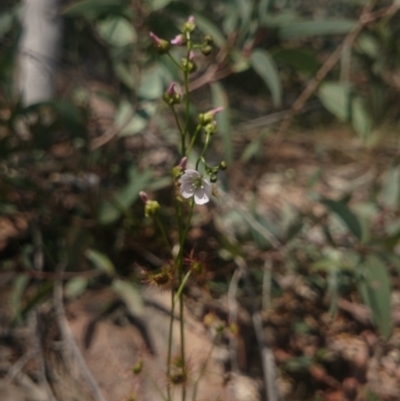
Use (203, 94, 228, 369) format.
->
(173, 271, 191, 304)
(196, 132, 211, 170)
(176, 199, 195, 401)
(167, 52, 183, 71)
(166, 288, 175, 401)
(155, 215, 172, 251)
(186, 124, 202, 156)
(172, 105, 184, 137)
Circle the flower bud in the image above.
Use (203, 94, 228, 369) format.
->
(149, 32, 170, 54)
(219, 161, 227, 170)
(181, 58, 197, 73)
(201, 44, 212, 56)
(145, 200, 160, 217)
(210, 175, 217, 183)
(203, 35, 214, 45)
(131, 359, 143, 375)
(171, 157, 187, 179)
(198, 106, 224, 126)
(139, 191, 149, 203)
(163, 82, 181, 106)
(171, 34, 186, 46)
(204, 121, 217, 135)
(179, 157, 187, 169)
(181, 15, 196, 34)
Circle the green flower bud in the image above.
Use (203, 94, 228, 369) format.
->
(145, 200, 160, 217)
(181, 58, 197, 73)
(198, 107, 224, 126)
(182, 16, 196, 34)
(203, 35, 214, 45)
(219, 161, 227, 170)
(131, 359, 143, 375)
(210, 175, 218, 183)
(201, 44, 212, 56)
(171, 165, 183, 178)
(204, 121, 217, 135)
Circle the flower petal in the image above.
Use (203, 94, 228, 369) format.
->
(193, 179, 211, 205)
(178, 169, 199, 185)
(181, 182, 195, 198)
(194, 187, 210, 205)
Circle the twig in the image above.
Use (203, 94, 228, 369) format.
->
(227, 267, 242, 374)
(7, 350, 36, 381)
(188, 47, 230, 92)
(262, 259, 272, 312)
(31, 227, 58, 401)
(29, 313, 58, 401)
(235, 257, 281, 401)
(53, 270, 108, 401)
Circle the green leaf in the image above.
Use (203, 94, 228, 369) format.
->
(114, 62, 136, 89)
(379, 166, 400, 208)
(235, 0, 254, 41)
(0, 12, 13, 38)
(358, 255, 392, 339)
(321, 198, 362, 240)
(258, 0, 272, 22)
(11, 274, 29, 325)
(278, 19, 356, 40)
(114, 100, 157, 136)
(63, 0, 129, 18)
(98, 166, 152, 224)
(250, 49, 282, 107)
(149, 0, 173, 11)
(138, 66, 165, 100)
(65, 277, 88, 299)
(241, 136, 262, 162)
(222, 3, 240, 35)
(112, 279, 143, 315)
(210, 82, 232, 162)
(272, 48, 319, 74)
(351, 95, 372, 140)
(85, 248, 115, 276)
(115, 101, 144, 136)
(231, 49, 251, 73)
(259, 11, 298, 27)
(96, 16, 136, 47)
(193, 13, 227, 48)
(319, 82, 351, 122)
(356, 33, 380, 59)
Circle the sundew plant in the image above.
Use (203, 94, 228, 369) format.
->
(139, 16, 227, 401)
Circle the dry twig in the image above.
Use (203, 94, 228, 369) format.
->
(53, 271, 108, 401)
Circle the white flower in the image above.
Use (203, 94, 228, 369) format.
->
(178, 169, 211, 205)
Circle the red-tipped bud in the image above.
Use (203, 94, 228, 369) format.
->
(139, 191, 149, 203)
(149, 32, 170, 54)
(198, 107, 224, 126)
(163, 82, 181, 106)
(179, 157, 187, 169)
(171, 34, 186, 46)
(182, 16, 196, 34)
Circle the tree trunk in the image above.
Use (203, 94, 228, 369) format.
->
(18, 0, 62, 106)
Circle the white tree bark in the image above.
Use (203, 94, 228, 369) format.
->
(18, 0, 62, 106)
